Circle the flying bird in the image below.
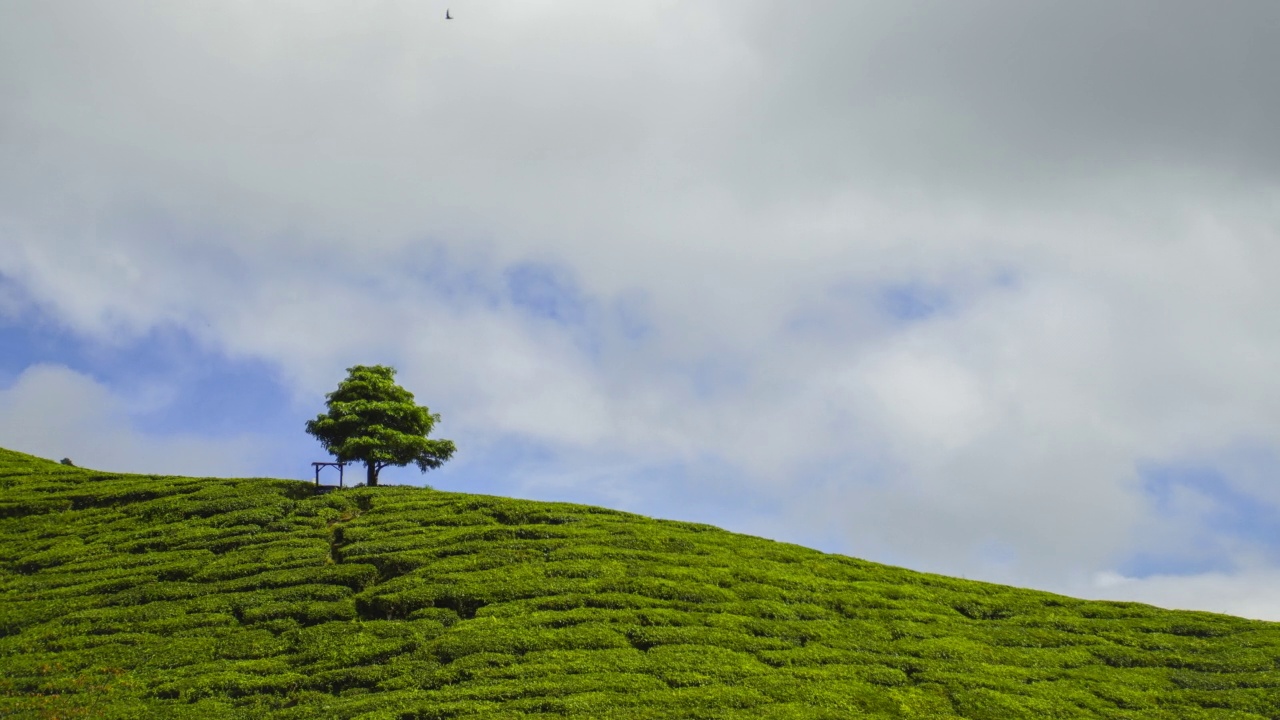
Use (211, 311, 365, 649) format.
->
(445, 8, 452, 19)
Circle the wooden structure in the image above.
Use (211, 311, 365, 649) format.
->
(312, 461, 349, 488)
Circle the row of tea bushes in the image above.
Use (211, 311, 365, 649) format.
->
(2, 447, 1280, 718)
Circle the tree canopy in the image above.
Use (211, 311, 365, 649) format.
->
(305, 364, 456, 486)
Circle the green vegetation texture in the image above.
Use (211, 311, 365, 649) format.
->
(2, 447, 1278, 719)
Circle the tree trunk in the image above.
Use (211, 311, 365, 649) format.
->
(366, 461, 379, 486)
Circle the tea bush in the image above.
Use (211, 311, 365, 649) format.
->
(3, 446, 1280, 718)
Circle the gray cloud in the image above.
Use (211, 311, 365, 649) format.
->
(725, 1, 1280, 204)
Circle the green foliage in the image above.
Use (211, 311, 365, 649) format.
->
(305, 365, 456, 486)
(2, 445, 1280, 718)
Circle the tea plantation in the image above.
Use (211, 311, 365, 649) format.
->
(2, 446, 1279, 718)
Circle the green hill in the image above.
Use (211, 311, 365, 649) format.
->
(1, 447, 1278, 719)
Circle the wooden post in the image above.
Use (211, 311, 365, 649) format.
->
(312, 461, 347, 488)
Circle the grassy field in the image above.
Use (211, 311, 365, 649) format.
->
(1, 446, 1278, 719)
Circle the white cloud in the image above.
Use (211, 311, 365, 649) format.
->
(851, 345, 993, 453)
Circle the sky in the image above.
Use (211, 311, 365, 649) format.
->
(3, 1, 1280, 621)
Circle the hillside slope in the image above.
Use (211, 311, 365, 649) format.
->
(1, 446, 1278, 719)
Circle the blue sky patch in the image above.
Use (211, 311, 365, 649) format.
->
(989, 266, 1021, 290)
(127, 351, 294, 440)
(688, 356, 752, 401)
(877, 281, 952, 322)
(1116, 551, 1234, 579)
(409, 242, 506, 312)
(610, 288, 653, 343)
(0, 308, 295, 439)
(502, 259, 630, 364)
(504, 261, 588, 325)
(0, 312, 82, 390)
(976, 537, 1019, 568)
(1121, 456, 1280, 577)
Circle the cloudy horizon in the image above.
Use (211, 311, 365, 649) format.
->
(4, 0, 1280, 622)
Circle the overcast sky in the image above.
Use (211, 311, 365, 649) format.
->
(4, 1, 1280, 622)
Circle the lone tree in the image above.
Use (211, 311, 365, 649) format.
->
(305, 364, 456, 487)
